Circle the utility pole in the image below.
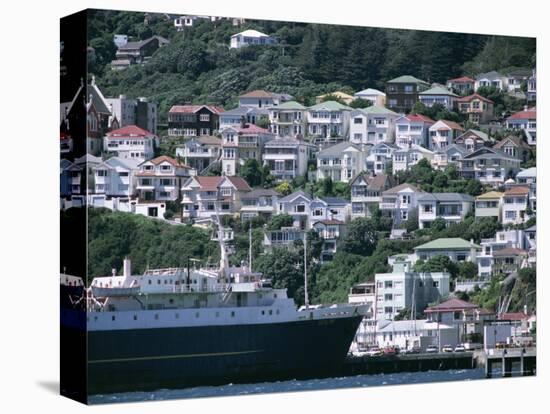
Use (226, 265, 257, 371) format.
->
(304, 233, 309, 308)
(249, 225, 253, 271)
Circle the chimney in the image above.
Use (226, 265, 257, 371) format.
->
(240, 116, 246, 129)
(123, 258, 132, 278)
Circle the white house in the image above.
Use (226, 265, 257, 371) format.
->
(365, 142, 399, 175)
(135, 156, 192, 202)
(475, 191, 504, 222)
(230, 30, 276, 49)
(375, 259, 450, 320)
(374, 319, 458, 352)
(459, 147, 521, 187)
(349, 106, 399, 146)
(502, 186, 531, 226)
(306, 101, 352, 143)
(239, 189, 280, 222)
(104, 125, 156, 162)
(175, 135, 222, 173)
(316, 142, 365, 183)
(417, 193, 474, 229)
(505, 108, 537, 146)
(262, 138, 315, 181)
(221, 123, 273, 176)
(475, 71, 507, 91)
(413, 238, 481, 264)
(312, 219, 347, 262)
(379, 183, 423, 226)
(429, 120, 464, 150)
(431, 144, 468, 170)
(418, 85, 458, 110)
(93, 157, 140, 198)
(478, 229, 528, 277)
(269, 101, 307, 138)
(393, 145, 435, 173)
(219, 106, 268, 130)
(353, 88, 386, 106)
(394, 114, 435, 149)
(516, 167, 536, 212)
(454, 129, 492, 152)
(181, 175, 251, 221)
(276, 191, 314, 230)
(350, 173, 394, 218)
(238, 90, 293, 108)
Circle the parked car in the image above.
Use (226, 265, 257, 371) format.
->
(442, 344, 454, 353)
(365, 347, 383, 357)
(426, 345, 439, 353)
(403, 346, 421, 354)
(383, 346, 398, 356)
(454, 345, 466, 353)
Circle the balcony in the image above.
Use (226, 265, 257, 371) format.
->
(379, 202, 396, 210)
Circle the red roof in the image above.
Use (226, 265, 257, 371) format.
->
(240, 89, 275, 98)
(144, 155, 189, 168)
(169, 105, 224, 114)
(492, 247, 528, 257)
(106, 125, 154, 138)
(425, 298, 478, 313)
(406, 114, 435, 124)
(499, 312, 529, 321)
(455, 93, 494, 104)
(194, 176, 251, 192)
(447, 76, 475, 83)
(437, 120, 464, 131)
(507, 109, 536, 120)
(231, 124, 271, 134)
(504, 186, 530, 196)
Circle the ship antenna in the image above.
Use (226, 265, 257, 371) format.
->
(303, 232, 309, 308)
(215, 189, 228, 284)
(248, 225, 252, 271)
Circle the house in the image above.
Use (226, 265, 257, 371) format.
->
(315, 91, 355, 105)
(429, 120, 464, 150)
(262, 138, 315, 181)
(276, 191, 314, 230)
(349, 106, 399, 146)
(446, 76, 475, 95)
(167, 105, 224, 138)
(219, 106, 269, 130)
(516, 167, 536, 211)
(394, 114, 435, 148)
(350, 173, 394, 218)
(386, 75, 431, 113)
(493, 135, 531, 163)
(93, 157, 141, 198)
(455, 129, 492, 152)
(505, 108, 536, 146)
(365, 142, 399, 175)
(475, 191, 504, 221)
(502, 186, 531, 225)
(312, 219, 346, 262)
(348, 282, 377, 347)
(425, 298, 495, 345)
(230, 30, 276, 49)
(374, 319, 458, 352)
(175, 136, 222, 173)
(309, 197, 349, 225)
(524, 225, 536, 266)
(475, 71, 507, 91)
(135, 156, 192, 204)
(431, 144, 468, 170)
(238, 89, 293, 108)
(417, 193, 474, 229)
(379, 183, 423, 226)
(306, 101, 352, 143)
(104, 125, 157, 162)
(353, 88, 386, 106)
(414, 238, 481, 263)
(269, 101, 307, 138)
(418, 85, 458, 110)
(393, 145, 435, 173)
(60, 159, 83, 200)
(459, 147, 520, 187)
(478, 230, 528, 277)
(181, 175, 251, 221)
(455, 93, 494, 124)
(375, 259, 450, 320)
(105, 95, 157, 135)
(173, 15, 213, 30)
(263, 226, 305, 252)
(239, 189, 280, 221)
(113, 34, 128, 48)
(221, 123, 274, 176)
(527, 69, 536, 103)
(111, 37, 160, 70)
(505, 68, 532, 93)
(316, 142, 365, 183)
(492, 248, 529, 275)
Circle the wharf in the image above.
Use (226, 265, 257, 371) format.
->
(483, 348, 536, 378)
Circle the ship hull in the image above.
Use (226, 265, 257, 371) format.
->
(64, 315, 363, 395)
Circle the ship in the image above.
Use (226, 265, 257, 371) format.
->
(60, 220, 368, 397)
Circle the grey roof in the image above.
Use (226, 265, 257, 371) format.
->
(382, 183, 420, 195)
(516, 167, 536, 177)
(476, 71, 504, 80)
(370, 142, 400, 152)
(434, 144, 469, 156)
(319, 196, 348, 205)
(318, 141, 362, 157)
(462, 147, 517, 161)
(387, 75, 430, 85)
(118, 37, 157, 50)
(220, 107, 254, 116)
(279, 190, 313, 203)
(86, 83, 111, 114)
(74, 153, 102, 165)
(456, 129, 490, 143)
(240, 189, 280, 199)
(417, 192, 474, 202)
(96, 156, 141, 170)
(525, 225, 536, 232)
(265, 138, 313, 147)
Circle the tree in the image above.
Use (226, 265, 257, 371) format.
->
(266, 213, 294, 231)
(402, 209, 419, 233)
(340, 218, 378, 256)
(430, 217, 447, 233)
(349, 98, 372, 109)
(414, 255, 459, 278)
(240, 159, 262, 187)
(275, 181, 292, 196)
(457, 261, 478, 280)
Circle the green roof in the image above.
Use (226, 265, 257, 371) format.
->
(361, 105, 398, 115)
(420, 86, 458, 97)
(414, 238, 480, 251)
(275, 101, 306, 110)
(387, 75, 430, 85)
(308, 100, 351, 111)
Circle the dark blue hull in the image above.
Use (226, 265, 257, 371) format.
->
(66, 315, 363, 395)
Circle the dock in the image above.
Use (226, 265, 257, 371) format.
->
(483, 348, 536, 378)
(342, 352, 475, 376)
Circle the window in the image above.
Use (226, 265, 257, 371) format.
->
(457, 254, 467, 261)
(354, 117, 363, 124)
(384, 293, 393, 301)
(433, 281, 440, 288)
(384, 307, 393, 314)
(200, 114, 210, 122)
(384, 281, 393, 289)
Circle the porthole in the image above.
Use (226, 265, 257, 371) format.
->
(133, 314, 137, 320)
(231, 311, 235, 317)
(154, 314, 159, 320)
(269, 310, 273, 315)
(148, 280, 152, 285)
(261, 310, 265, 315)
(111, 315, 116, 321)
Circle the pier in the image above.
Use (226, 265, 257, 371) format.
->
(342, 352, 475, 376)
(483, 348, 536, 378)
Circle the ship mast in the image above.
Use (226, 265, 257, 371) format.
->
(214, 189, 228, 285)
(248, 225, 252, 271)
(303, 232, 309, 308)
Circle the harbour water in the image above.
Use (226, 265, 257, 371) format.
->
(90, 368, 486, 404)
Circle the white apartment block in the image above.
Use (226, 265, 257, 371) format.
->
(417, 193, 474, 229)
(93, 157, 140, 198)
(317, 142, 365, 183)
(135, 156, 191, 202)
(349, 105, 399, 146)
(104, 125, 156, 162)
(394, 114, 434, 149)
